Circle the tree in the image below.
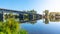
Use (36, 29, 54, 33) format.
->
(27, 10, 37, 14)
(44, 10, 49, 16)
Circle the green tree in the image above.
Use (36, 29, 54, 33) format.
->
(44, 10, 49, 16)
(27, 10, 37, 14)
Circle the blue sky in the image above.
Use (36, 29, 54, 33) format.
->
(0, 0, 60, 14)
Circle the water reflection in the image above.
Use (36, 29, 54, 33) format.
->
(43, 18, 49, 24)
(20, 16, 60, 24)
(43, 17, 60, 24)
(20, 19, 42, 24)
(20, 16, 60, 34)
(20, 17, 60, 34)
(28, 20, 37, 24)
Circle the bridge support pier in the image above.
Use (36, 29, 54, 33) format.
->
(29, 14, 33, 20)
(0, 11, 3, 21)
(19, 13, 24, 21)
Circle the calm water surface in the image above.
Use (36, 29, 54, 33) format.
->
(20, 19, 60, 34)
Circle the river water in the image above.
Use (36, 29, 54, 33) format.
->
(20, 18, 60, 34)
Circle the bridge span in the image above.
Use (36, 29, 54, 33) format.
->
(0, 8, 42, 22)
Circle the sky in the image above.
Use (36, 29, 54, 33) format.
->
(0, 0, 60, 14)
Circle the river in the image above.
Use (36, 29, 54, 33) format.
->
(20, 18, 60, 34)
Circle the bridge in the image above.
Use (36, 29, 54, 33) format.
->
(0, 8, 42, 22)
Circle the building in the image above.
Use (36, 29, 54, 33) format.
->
(49, 12, 60, 19)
